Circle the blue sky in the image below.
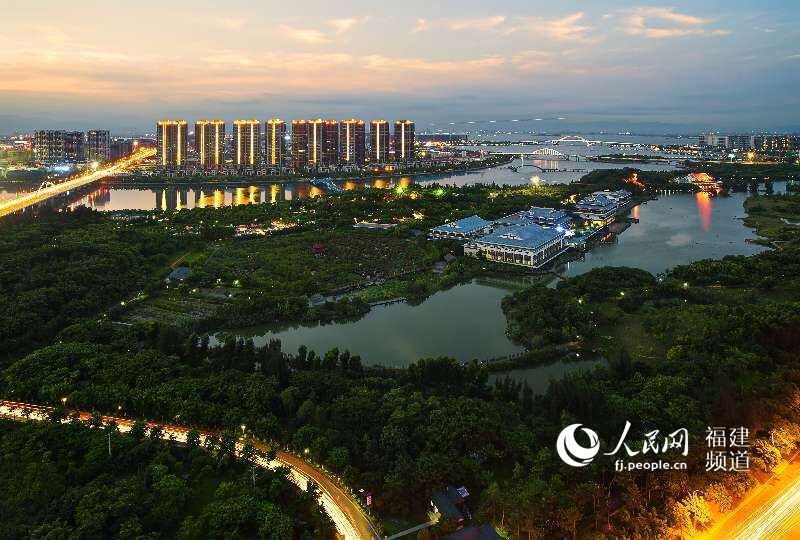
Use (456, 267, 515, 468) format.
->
(0, 0, 798, 134)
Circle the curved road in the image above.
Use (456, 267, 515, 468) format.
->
(0, 399, 379, 540)
(700, 451, 800, 539)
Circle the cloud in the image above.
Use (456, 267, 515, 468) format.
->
(279, 24, 330, 44)
(413, 15, 507, 33)
(507, 12, 595, 42)
(786, 54, 800, 60)
(328, 17, 368, 34)
(624, 7, 729, 38)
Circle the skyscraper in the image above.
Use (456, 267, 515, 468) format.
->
(87, 130, 111, 163)
(307, 119, 326, 167)
(265, 119, 287, 167)
(33, 130, 65, 164)
(233, 119, 261, 168)
(394, 120, 415, 162)
(321, 120, 340, 166)
(195, 120, 225, 169)
(291, 120, 309, 171)
(157, 120, 188, 167)
(64, 131, 85, 162)
(341, 119, 365, 165)
(370, 120, 389, 163)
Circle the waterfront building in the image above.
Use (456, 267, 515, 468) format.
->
(64, 131, 85, 162)
(195, 120, 225, 169)
(321, 120, 340, 166)
(517, 207, 571, 228)
(370, 120, 390, 163)
(291, 120, 309, 171)
(157, 120, 188, 168)
(429, 215, 494, 240)
(265, 119, 287, 168)
(233, 119, 260, 168)
(341, 119, 365, 165)
(110, 138, 134, 161)
(33, 130, 66, 164)
(394, 119, 415, 162)
(86, 130, 111, 163)
(464, 225, 567, 269)
(574, 190, 631, 226)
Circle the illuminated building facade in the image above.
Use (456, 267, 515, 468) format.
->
(265, 119, 287, 167)
(291, 120, 309, 170)
(64, 131, 85, 162)
(321, 120, 340, 166)
(195, 120, 225, 169)
(394, 120, 415, 162)
(157, 120, 189, 167)
(86, 130, 111, 163)
(341, 119, 365, 165)
(33, 130, 66, 164)
(370, 120, 389, 163)
(233, 119, 261, 168)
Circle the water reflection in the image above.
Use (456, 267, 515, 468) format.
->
(68, 177, 414, 212)
(695, 192, 713, 232)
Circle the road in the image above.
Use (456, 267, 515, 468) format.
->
(700, 451, 800, 539)
(0, 399, 379, 540)
(0, 148, 155, 218)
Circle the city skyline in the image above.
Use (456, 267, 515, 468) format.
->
(1, 0, 798, 134)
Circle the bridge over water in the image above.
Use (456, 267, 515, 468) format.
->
(0, 148, 155, 218)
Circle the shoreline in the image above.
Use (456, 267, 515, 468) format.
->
(101, 156, 515, 188)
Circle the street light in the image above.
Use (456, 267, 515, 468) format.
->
(61, 397, 67, 406)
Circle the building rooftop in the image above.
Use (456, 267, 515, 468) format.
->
(432, 491, 464, 522)
(431, 215, 493, 235)
(168, 266, 192, 281)
(475, 224, 564, 250)
(520, 206, 571, 224)
(576, 193, 617, 211)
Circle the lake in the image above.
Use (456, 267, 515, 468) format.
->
(235, 183, 782, 375)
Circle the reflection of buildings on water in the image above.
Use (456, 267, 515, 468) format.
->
(106, 176, 419, 211)
(695, 192, 713, 232)
(68, 185, 111, 209)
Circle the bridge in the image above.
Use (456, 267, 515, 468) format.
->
(0, 148, 155, 218)
(544, 135, 602, 146)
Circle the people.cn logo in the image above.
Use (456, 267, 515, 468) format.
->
(556, 423, 600, 467)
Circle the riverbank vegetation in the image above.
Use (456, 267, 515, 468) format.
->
(3, 175, 800, 537)
(0, 418, 333, 539)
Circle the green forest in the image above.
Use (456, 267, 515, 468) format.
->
(0, 418, 333, 539)
(1, 182, 799, 538)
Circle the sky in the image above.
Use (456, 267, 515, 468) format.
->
(0, 0, 798, 134)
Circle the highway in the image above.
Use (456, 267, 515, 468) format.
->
(0, 399, 379, 540)
(701, 451, 800, 539)
(0, 148, 155, 218)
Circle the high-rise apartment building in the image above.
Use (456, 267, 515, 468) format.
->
(195, 120, 225, 169)
(394, 120, 415, 162)
(291, 120, 309, 171)
(157, 120, 188, 167)
(86, 130, 111, 163)
(64, 131, 85, 162)
(321, 120, 340, 166)
(370, 120, 390, 163)
(233, 119, 261, 167)
(341, 119, 365, 165)
(33, 130, 66, 164)
(110, 138, 134, 161)
(265, 119, 287, 167)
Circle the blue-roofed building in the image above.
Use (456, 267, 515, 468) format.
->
(519, 206, 571, 227)
(574, 190, 633, 226)
(464, 224, 566, 268)
(429, 215, 493, 240)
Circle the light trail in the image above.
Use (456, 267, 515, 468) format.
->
(0, 148, 156, 218)
(732, 477, 800, 539)
(0, 399, 378, 540)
